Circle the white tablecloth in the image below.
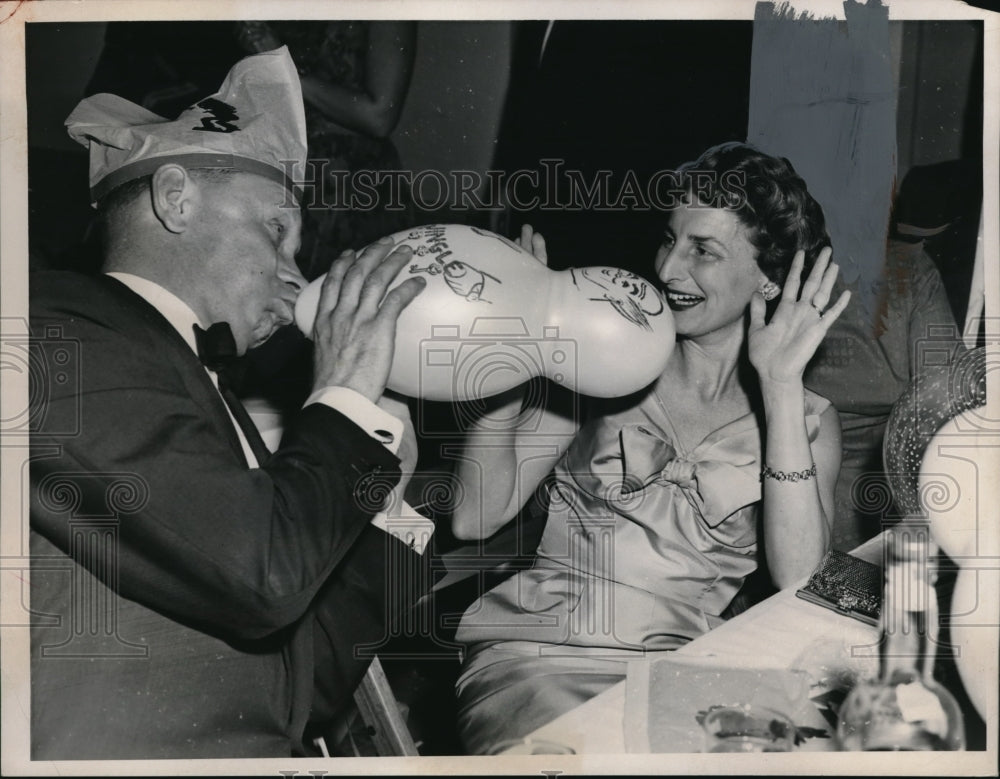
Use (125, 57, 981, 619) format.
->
(514, 537, 885, 754)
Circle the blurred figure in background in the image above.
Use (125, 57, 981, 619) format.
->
(802, 164, 970, 552)
(492, 20, 752, 276)
(236, 21, 418, 280)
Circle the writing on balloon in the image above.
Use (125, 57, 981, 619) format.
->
(573, 267, 666, 332)
(405, 226, 502, 304)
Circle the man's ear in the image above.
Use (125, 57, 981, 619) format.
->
(150, 164, 198, 233)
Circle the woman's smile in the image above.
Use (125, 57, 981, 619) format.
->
(664, 286, 706, 311)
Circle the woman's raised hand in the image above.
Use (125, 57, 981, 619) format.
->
(748, 247, 851, 386)
(516, 224, 549, 266)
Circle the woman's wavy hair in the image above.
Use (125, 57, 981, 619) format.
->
(676, 142, 830, 286)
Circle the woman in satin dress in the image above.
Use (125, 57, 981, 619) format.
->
(451, 142, 850, 754)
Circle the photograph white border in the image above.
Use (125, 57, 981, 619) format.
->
(2, 0, 997, 775)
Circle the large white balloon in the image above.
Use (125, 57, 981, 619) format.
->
(295, 224, 676, 401)
(919, 407, 999, 720)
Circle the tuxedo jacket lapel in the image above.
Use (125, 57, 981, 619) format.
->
(100, 275, 251, 464)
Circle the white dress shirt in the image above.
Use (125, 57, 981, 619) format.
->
(107, 272, 433, 553)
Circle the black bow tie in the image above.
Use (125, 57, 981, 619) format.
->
(193, 321, 270, 465)
(193, 322, 238, 373)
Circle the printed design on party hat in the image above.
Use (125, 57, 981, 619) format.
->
(65, 46, 307, 205)
(191, 98, 241, 134)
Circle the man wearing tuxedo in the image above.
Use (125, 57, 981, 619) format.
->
(28, 47, 430, 759)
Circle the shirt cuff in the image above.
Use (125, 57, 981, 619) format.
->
(370, 501, 435, 555)
(305, 386, 403, 455)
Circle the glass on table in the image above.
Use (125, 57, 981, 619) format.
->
(836, 675, 965, 751)
(789, 635, 880, 694)
(701, 704, 796, 753)
(486, 737, 577, 755)
(836, 525, 966, 751)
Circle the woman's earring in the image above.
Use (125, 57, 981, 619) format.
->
(759, 280, 780, 301)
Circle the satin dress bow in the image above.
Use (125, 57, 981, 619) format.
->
(617, 423, 762, 529)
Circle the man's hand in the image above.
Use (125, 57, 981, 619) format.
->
(311, 238, 425, 402)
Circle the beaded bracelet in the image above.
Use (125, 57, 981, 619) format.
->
(760, 462, 817, 483)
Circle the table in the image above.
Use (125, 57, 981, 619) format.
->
(513, 536, 885, 753)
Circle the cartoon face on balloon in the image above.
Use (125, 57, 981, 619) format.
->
(574, 267, 666, 332)
(409, 260, 501, 303)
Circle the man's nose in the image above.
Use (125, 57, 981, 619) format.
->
(278, 258, 307, 295)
